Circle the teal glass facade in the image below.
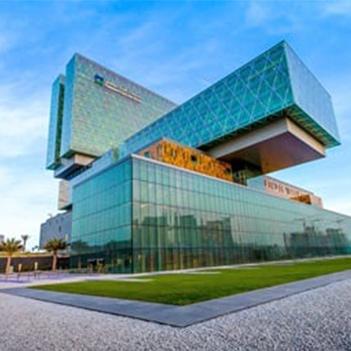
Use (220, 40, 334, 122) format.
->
(71, 156, 351, 273)
(71, 159, 132, 272)
(46, 75, 65, 169)
(121, 41, 339, 157)
(60, 54, 177, 159)
(46, 54, 176, 168)
(285, 44, 340, 145)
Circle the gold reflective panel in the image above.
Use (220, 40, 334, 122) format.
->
(138, 139, 233, 182)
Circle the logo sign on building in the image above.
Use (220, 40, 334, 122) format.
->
(264, 178, 305, 197)
(94, 74, 142, 103)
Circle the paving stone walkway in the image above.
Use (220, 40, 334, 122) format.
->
(3, 270, 351, 327)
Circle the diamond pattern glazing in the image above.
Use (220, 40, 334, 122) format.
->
(121, 42, 339, 157)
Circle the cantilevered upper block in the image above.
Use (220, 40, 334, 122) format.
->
(121, 42, 340, 163)
(46, 54, 177, 172)
(208, 117, 326, 173)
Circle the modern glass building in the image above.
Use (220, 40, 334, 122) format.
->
(71, 155, 350, 273)
(46, 53, 176, 178)
(47, 41, 351, 273)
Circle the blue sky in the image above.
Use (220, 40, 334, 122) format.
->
(0, 0, 350, 249)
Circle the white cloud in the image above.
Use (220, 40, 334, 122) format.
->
(0, 166, 11, 184)
(0, 73, 53, 248)
(0, 16, 23, 54)
(117, 21, 157, 50)
(0, 34, 10, 53)
(0, 23, 17, 54)
(244, 1, 304, 34)
(324, 198, 351, 217)
(108, 16, 223, 102)
(322, 1, 351, 16)
(245, 1, 270, 27)
(0, 81, 49, 158)
(0, 166, 58, 249)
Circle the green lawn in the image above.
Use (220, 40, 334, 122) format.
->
(33, 257, 351, 305)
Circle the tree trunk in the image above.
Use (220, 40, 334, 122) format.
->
(52, 253, 57, 272)
(5, 256, 12, 275)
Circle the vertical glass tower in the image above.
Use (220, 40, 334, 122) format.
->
(46, 54, 176, 178)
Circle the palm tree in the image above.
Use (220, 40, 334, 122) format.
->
(21, 234, 29, 252)
(0, 238, 23, 275)
(44, 238, 68, 271)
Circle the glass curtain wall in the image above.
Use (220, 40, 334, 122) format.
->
(132, 157, 351, 272)
(71, 159, 132, 273)
(71, 155, 351, 273)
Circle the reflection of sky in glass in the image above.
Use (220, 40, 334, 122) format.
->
(121, 42, 340, 157)
(46, 75, 65, 169)
(57, 54, 176, 161)
(71, 156, 351, 273)
(285, 43, 340, 143)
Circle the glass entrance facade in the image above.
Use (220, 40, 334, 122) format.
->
(71, 156, 351, 273)
(71, 159, 132, 272)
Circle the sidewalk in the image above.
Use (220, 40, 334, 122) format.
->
(3, 269, 351, 327)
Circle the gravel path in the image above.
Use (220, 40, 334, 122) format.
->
(1, 280, 351, 351)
